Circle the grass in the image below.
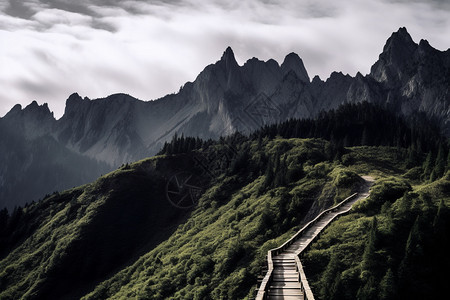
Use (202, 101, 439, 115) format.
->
(2, 140, 446, 299)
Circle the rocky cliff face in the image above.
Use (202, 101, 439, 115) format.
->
(369, 28, 450, 135)
(1, 27, 449, 209)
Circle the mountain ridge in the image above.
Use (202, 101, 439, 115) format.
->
(1, 27, 449, 209)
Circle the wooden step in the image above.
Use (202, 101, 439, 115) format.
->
(267, 296, 303, 300)
(270, 282, 302, 288)
(267, 288, 303, 296)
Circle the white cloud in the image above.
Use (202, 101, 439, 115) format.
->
(32, 8, 92, 28)
(0, 0, 449, 118)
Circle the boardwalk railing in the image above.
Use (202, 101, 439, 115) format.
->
(256, 193, 358, 300)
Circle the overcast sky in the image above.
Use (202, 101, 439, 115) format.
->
(1, 0, 449, 118)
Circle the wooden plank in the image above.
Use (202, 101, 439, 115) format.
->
(267, 288, 303, 296)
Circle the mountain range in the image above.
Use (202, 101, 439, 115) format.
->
(1, 27, 449, 210)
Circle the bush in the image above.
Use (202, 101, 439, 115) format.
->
(332, 169, 362, 188)
(354, 177, 411, 214)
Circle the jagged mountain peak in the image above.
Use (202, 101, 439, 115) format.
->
(66, 92, 86, 106)
(64, 92, 89, 118)
(4, 100, 53, 121)
(382, 27, 417, 58)
(312, 75, 323, 83)
(22, 101, 53, 118)
(390, 27, 414, 43)
(355, 71, 365, 79)
(3, 103, 22, 118)
(418, 38, 435, 54)
(1, 100, 55, 142)
(194, 46, 243, 94)
(281, 52, 310, 83)
(24, 100, 40, 109)
(220, 46, 239, 69)
(370, 27, 419, 84)
(419, 39, 431, 47)
(221, 46, 234, 59)
(68, 92, 83, 101)
(327, 71, 351, 81)
(393, 27, 411, 39)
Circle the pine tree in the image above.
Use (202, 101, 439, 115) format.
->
(398, 216, 422, 286)
(361, 217, 378, 273)
(379, 268, 396, 300)
(405, 146, 416, 167)
(422, 152, 434, 181)
(330, 271, 344, 300)
(357, 275, 377, 300)
(263, 159, 274, 189)
(433, 199, 446, 229)
(433, 144, 446, 179)
(274, 156, 287, 187)
(394, 192, 411, 218)
(320, 253, 340, 300)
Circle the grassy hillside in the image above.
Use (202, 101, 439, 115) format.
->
(0, 155, 199, 299)
(0, 138, 364, 299)
(302, 148, 450, 300)
(82, 138, 366, 300)
(1, 102, 449, 299)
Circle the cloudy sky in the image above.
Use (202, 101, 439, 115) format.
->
(1, 0, 449, 118)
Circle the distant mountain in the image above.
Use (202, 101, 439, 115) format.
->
(1, 27, 449, 209)
(0, 102, 111, 210)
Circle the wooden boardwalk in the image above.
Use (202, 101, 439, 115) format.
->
(257, 176, 374, 300)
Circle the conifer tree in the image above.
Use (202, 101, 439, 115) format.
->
(263, 158, 274, 189)
(379, 268, 396, 300)
(406, 146, 418, 167)
(422, 152, 434, 180)
(274, 156, 287, 187)
(320, 253, 340, 300)
(433, 144, 446, 178)
(357, 275, 377, 300)
(361, 217, 378, 274)
(398, 216, 422, 285)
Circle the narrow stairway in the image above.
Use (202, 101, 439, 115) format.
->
(264, 176, 374, 299)
(268, 257, 303, 299)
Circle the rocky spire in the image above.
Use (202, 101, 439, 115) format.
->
(63, 92, 89, 118)
(382, 27, 417, 58)
(220, 46, 239, 70)
(281, 52, 310, 83)
(370, 27, 418, 84)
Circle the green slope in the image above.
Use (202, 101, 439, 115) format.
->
(1, 102, 449, 299)
(81, 138, 365, 300)
(0, 138, 363, 299)
(302, 151, 450, 300)
(0, 155, 199, 299)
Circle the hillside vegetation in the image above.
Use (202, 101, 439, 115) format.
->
(0, 137, 363, 299)
(303, 158, 450, 300)
(0, 102, 449, 299)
